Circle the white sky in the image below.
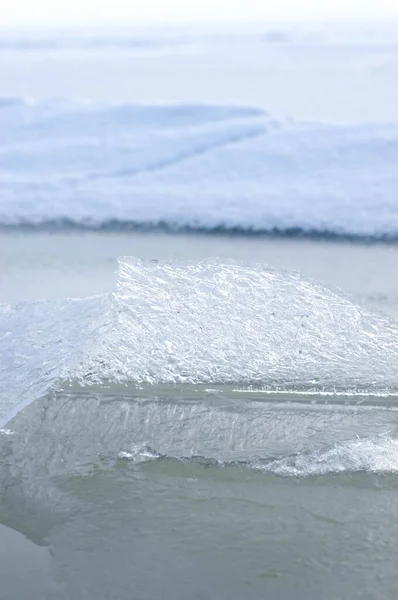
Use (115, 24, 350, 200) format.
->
(1, 0, 398, 26)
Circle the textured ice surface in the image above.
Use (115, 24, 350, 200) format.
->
(2, 258, 398, 428)
(4, 391, 398, 480)
(0, 295, 113, 428)
(91, 258, 398, 387)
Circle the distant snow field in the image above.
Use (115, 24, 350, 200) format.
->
(0, 22, 397, 238)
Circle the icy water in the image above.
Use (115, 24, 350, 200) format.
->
(2, 234, 398, 599)
(3, 389, 398, 600)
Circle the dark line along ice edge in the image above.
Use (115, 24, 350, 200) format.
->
(2, 220, 398, 243)
(2, 257, 398, 480)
